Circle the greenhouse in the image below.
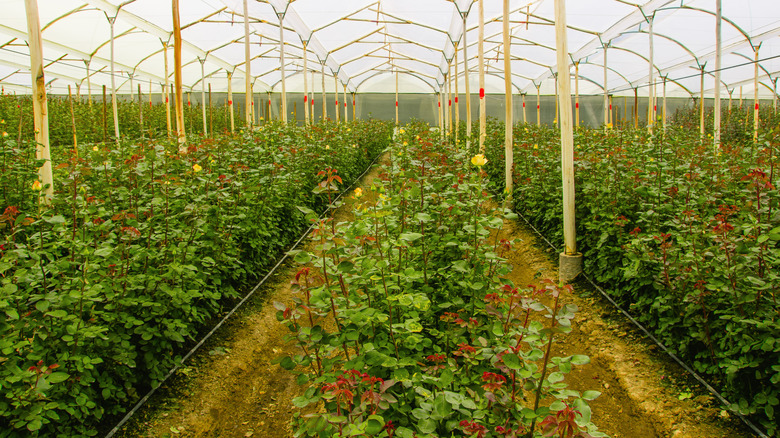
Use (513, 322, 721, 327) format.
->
(1, 0, 779, 437)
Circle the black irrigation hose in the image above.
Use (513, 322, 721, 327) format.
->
(510, 208, 769, 438)
(104, 150, 386, 438)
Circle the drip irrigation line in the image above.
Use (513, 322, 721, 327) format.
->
(509, 207, 768, 438)
(104, 148, 386, 438)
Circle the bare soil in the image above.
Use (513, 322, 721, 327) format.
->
(115, 157, 751, 438)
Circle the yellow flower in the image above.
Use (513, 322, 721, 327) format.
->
(325, 145, 330, 150)
(533, 144, 538, 149)
(649, 157, 654, 162)
(471, 154, 488, 167)
(606, 123, 613, 130)
(1, 131, 7, 138)
(32, 180, 42, 191)
(524, 128, 529, 133)
(92, 146, 99, 152)
(399, 129, 405, 134)
(193, 163, 203, 173)
(403, 141, 408, 146)
(354, 187, 363, 198)
(347, 128, 351, 132)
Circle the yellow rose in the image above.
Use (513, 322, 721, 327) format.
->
(354, 187, 363, 198)
(471, 154, 488, 167)
(193, 164, 203, 172)
(533, 144, 538, 149)
(32, 180, 42, 191)
(606, 123, 613, 130)
(325, 145, 330, 150)
(92, 146, 99, 152)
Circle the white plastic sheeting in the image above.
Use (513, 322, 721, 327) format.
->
(1, 0, 779, 98)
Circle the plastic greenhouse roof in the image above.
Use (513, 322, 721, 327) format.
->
(2, 0, 780, 98)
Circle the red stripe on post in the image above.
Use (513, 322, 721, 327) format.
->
(756, 103, 760, 110)
(448, 100, 451, 106)
(537, 105, 540, 109)
(654, 105, 657, 111)
(455, 97, 458, 103)
(609, 105, 612, 110)
(479, 88, 485, 99)
(228, 100, 232, 105)
(304, 96, 307, 103)
(575, 102, 579, 109)
(438, 102, 441, 107)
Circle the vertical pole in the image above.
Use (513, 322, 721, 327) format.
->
(200, 58, 208, 136)
(102, 85, 107, 143)
(208, 83, 212, 136)
(575, 62, 580, 127)
(322, 62, 327, 120)
(163, 41, 171, 137)
(463, 13, 472, 149)
(503, 0, 513, 197)
(554, 75, 559, 127)
(129, 73, 134, 101)
(536, 84, 541, 126)
(753, 45, 760, 142)
(395, 66, 399, 125)
(603, 43, 609, 128)
(663, 76, 667, 135)
(108, 16, 120, 141)
(138, 84, 143, 139)
(522, 93, 527, 123)
(455, 42, 459, 144)
(554, 0, 580, 280)
(243, 0, 252, 127)
(279, 13, 287, 123)
(352, 93, 356, 120)
(85, 59, 92, 105)
(173, 0, 186, 146)
(228, 71, 234, 132)
(609, 95, 614, 125)
(714, 0, 722, 148)
(335, 75, 340, 123)
(343, 83, 349, 122)
(478, 0, 486, 153)
(303, 42, 309, 126)
(700, 66, 705, 142)
(68, 84, 78, 153)
(25, 0, 53, 201)
(648, 15, 654, 133)
(438, 92, 443, 135)
(444, 73, 449, 135)
(633, 88, 638, 128)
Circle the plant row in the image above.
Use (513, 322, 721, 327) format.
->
(0, 119, 393, 437)
(0, 91, 245, 147)
(475, 115, 779, 436)
(278, 122, 604, 438)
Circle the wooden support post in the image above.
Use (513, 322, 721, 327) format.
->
(243, 0, 252, 127)
(68, 84, 77, 154)
(603, 43, 609, 128)
(714, 0, 721, 148)
(352, 93, 356, 120)
(107, 14, 120, 141)
(228, 71, 234, 132)
(173, 0, 186, 146)
(454, 42, 459, 144)
(334, 75, 340, 123)
(554, 0, 580, 282)
(648, 15, 654, 133)
(322, 62, 327, 120)
(448, 67, 453, 136)
(700, 66, 705, 142)
(554, 74, 559, 127)
(208, 83, 212, 136)
(138, 84, 143, 139)
(25, 0, 53, 201)
(438, 92, 443, 135)
(478, 0, 486, 153)
(303, 42, 309, 126)
(633, 88, 638, 128)
(503, 0, 513, 196)
(522, 93, 527, 123)
(575, 62, 580, 127)
(85, 59, 92, 105)
(395, 67, 399, 125)
(102, 85, 107, 143)
(663, 76, 667, 135)
(163, 41, 171, 137)
(463, 13, 471, 149)
(279, 13, 287, 123)
(536, 84, 541, 126)
(754, 45, 760, 142)
(343, 83, 349, 122)
(199, 58, 208, 136)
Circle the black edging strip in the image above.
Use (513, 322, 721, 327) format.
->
(510, 208, 768, 438)
(104, 150, 387, 438)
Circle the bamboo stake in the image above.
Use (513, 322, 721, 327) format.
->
(714, 0, 721, 148)
(25, 0, 53, 201)
(68, 84, 77, 154)
(303, 42, 309, 126)
(200, 58, 208, 136)
(454, 42, 459, 144)
(463, 13, 471, 149)
(753, 45, 760, 142)
(243, 0, 252, 127)
(173, 0, 186, 146)
(228, 71, 234, 132)
(554, 0, 579, 270)
(163, 41, 171, 137)
(322, 62, 327, 120)
(108, 15, 120, 142)
(575, 62, 579, 127)
(478, 0, 486, 153)
(503, 0, 513, 196)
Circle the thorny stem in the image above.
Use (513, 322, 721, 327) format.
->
(528, 290, 561, 437)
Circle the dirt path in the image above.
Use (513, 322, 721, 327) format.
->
(117, 156, 749, 438)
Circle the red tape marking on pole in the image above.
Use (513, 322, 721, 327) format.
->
(479, 88, 485, 99)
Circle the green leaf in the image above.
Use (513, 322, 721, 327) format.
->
(570, 355, 590, 365)
(26, 419, 42, 432)
(547, 372, 565, 383)
(399, 232, 423, 242)
(44, 215, 66, 225)
(293, 251, 311, 264)
(417, 419, 437, 434)
(503, 353, 522, 370)
(365, 415, 385, 435)
(582, 390, 601, 401)
(47, 372, 70, 384)
(280, 356, 296, 370)
(337, 260, 355, 273)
